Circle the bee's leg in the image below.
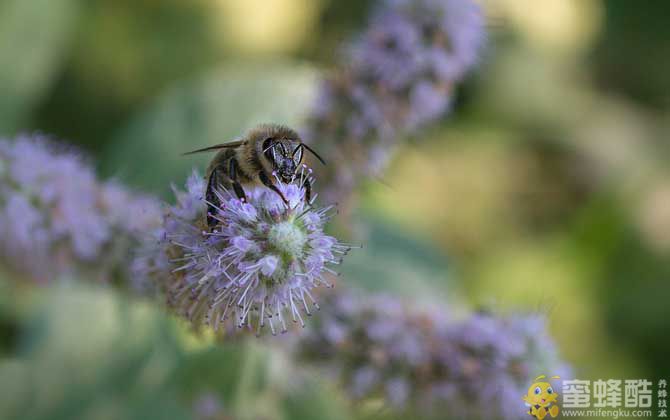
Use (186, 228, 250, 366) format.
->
(258, 171, 288, 204)
(302, 176, 312, 203)
(229, 158, 247, 202)
(206, 165, 226, 228)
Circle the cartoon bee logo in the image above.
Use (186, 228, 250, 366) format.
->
(523, 375, 560, 419)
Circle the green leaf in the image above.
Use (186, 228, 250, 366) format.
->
(282, 378, 350, 420)
(0, 0, 80, 133)
(339, 219, 453, 301)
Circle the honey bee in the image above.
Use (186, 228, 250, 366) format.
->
(184, 123, 326, 228)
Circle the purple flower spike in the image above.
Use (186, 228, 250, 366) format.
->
(136, 170, 352, 335)
(305, 0, 486, 203)
(0, 134, 162, 283)
(296, 289, 570, 418)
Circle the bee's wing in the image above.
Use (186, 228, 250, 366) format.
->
(182, 140, 244, 156)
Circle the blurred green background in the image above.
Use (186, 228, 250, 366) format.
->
(1, 0, 669, 419)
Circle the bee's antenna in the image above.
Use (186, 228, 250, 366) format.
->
(300, 143, 326, 166)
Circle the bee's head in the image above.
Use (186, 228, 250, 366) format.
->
(263, 138, 303, 182)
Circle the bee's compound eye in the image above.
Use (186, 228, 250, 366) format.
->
(535, 387, 542, 395)
(292, 145, 303, 164)
(262, 138, 273, 152)
(547, 387, 553, 394)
